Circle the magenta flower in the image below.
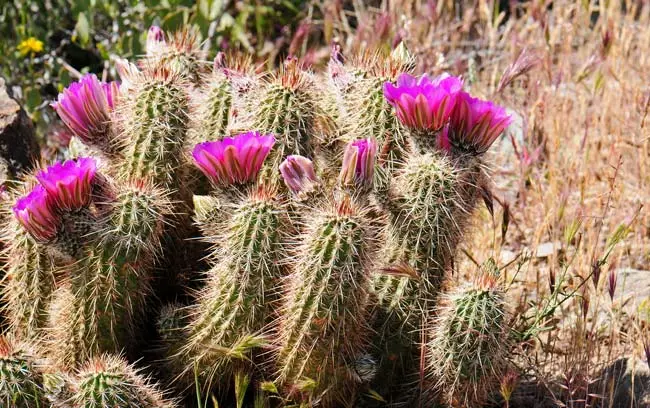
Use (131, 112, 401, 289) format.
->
(280, 155, 319, 196)
(448, 91, 512, 154)
(13, 185, 59, 242)
(438, 125, 452, 152)
(51, 74, 119, 145)
(192, 132, 276, 186)
(146, 25, 166, 55)
(383, 73, 463, 131)
(36, 157, 97, 211)
(339, 138, 377, 189)
(102, 81, 119, 109)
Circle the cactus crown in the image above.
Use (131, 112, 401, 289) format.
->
(72, 355, 175, 408)
(0, 336, 46, 407)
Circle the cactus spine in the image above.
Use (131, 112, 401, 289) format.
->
(48, 180, 168, 367)
(426, 260, 509, 407)
(329, 49, 413, 173)
(70, 354, 176, 408)
(374, 152, 470, 314)
(248, 61, 330, 174)
(0, 336, 47, 407)
(188, 68, 232, 148)
(276, 196, 374, 407)
(145, 28, 206, 85)
(1, 224, 56, 340)
(169, 185, 288, 387)
(117, 67, 190, 190)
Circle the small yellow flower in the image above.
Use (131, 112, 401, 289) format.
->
(17, 37, 44, 56)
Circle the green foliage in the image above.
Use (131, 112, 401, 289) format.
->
(0, 0, 307, 136)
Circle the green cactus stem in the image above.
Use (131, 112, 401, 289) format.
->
(171, 185, 288, 389)
(0, 336, 48, 407)
(49, 181, 168, 368)
(70, 354, 176, 408)
(117, 66, 191, 191)
(426, 260, 510, 407)
(276, 196, 375, 407)
(1, 224, 56, 341)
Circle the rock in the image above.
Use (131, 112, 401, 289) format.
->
(0, 78, 39, 181)
(500, 249, 518, 264)
(535, 241, 560, 258)
(614, 269, 650, 308)
(598, 357, 650, 407)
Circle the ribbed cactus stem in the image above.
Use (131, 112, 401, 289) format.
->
(71, 354, 176, 407)
(2, 226, 55, 340)
(426, 260, 509, 407)
(118, 68, 190, 189)
(277, 196, 373, 407)
(145, 28, 206, 84)
(50, 182, 167, 367)
(0, 336, 47, 407)
(178, 186, 287, 385)
(373, 152, 469, 315)
(331, 51, 412, 174)
(106, 181, 168, 262)
(250, 61, 329, 174)
(345, 76, 406, 167)
(188, 70, 232, 148)
(192, 194, 226, 238)
(369, 151, 484, 404)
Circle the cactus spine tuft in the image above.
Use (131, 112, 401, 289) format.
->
(0, 336, 47, 407)
(70, 354, 176, 407)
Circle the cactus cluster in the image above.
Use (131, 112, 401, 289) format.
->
(0, 25, 517, 407)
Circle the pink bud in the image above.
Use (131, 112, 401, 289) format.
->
(280, 155, 319, 196)
(146, 25, 166, 55)
(339, 138, 377, 189)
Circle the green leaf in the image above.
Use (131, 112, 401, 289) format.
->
(259, 381, 278, 394)
(564, 218, 582, 246)
(365, 389, 387, 402)
(199, 0, 224, 20)
(25, 88, 41, 113)
(234, 372, 250, 408)
(74, 12, 90, 47)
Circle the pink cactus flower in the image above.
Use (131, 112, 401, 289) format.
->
(448, 91, 512, 154)
(146, 25, 166, 55)
(383, 73, 463, 131)
(51, 74, 119, 144)
(36, 157, 97, 211)
(13, 185, 59, 242)
(192, 132, 276, 186)
(339, 138, 377, 189)
(280, 155, 319, 195)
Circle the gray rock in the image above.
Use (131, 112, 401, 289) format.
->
(614, 269, 650, 309)
(535, 241, 560, 258)
(0, 78, 39, 181)
(598, 357, 650, 408)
